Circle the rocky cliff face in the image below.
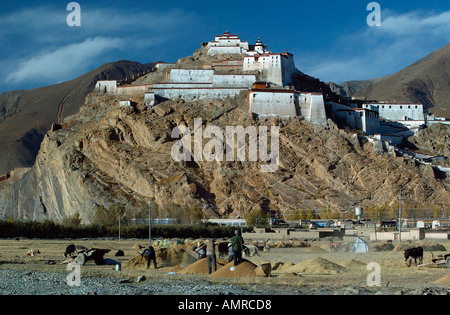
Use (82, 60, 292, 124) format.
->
(0, 60, 155, 174)
(1, 92, 448, 223)
(408, 124, 450, 163)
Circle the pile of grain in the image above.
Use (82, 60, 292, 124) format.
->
(266, 241, 308, 248)
(371, 242, 395, 252)
(178, 258, 227, 275)
(283, 258, 346, 275)
(271, 261, 294, 271)
(338, 259, 366, 268)
(209, 259, 258, 278)
(157, 246, 197, 267)
(123, 246, 196, 270)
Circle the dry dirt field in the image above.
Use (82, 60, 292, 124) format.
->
(0, 238, 449, 295)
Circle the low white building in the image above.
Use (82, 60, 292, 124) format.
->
(248, 88, 327, 125)
(364, 103, 428, 121)
(206, 32, 249, 55)
(170, 69, 214, 84)
(155, 62, 176, 70)
(336, 108, 380, 135)
(95, 80, 117, 94)
(249, 89, 297, 117)
(151, 69, 256, 102)
(243, 52, 296, 87)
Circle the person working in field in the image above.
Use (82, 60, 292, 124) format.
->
(230, 230, 244, 267)
(206, 238, 217, 274)
(142, 245, 157, 269)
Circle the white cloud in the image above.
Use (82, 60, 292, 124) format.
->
(380, 10, 450, 38)
(0, 5, 195, 89)
(6, 37, 125, 84)
(300, 9, 450, 83)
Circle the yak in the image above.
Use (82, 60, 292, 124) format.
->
(404, 247, 423, 267)
(64, 244, 76, 258)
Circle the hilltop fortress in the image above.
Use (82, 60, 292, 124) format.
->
(96, 32, 328, 125)
(95, 32, 448, 147)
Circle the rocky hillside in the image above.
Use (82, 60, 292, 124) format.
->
(0, 60, 155, 174)
(327, 43, 450, 118)
(1, 90, 448, 223)
(354, 43, 450, 117)
(408, 123, 450, 164)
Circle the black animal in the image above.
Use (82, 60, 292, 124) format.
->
(218, 242, 229, 259)
(115, 250, 125, 257)
(64, 244, 76, 258)
(404, 247, 423, 266)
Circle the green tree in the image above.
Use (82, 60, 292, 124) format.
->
(62, 212, 82, 227)
(245, 207, 270, 227)
(94, 204, 125, 226)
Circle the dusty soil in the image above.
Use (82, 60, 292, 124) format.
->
(0, 238, 449, 295)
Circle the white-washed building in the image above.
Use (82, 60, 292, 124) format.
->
(364, 103, 428, 121)
(206, 32, 250, 55)
(248, 88, 327, 125)
(243, 52, 296, 87)
(335, 108, 380, 135)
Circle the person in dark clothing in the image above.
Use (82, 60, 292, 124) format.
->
(206, 238, 217, 274)
(142, 246, 157, 269)
(230, 230, 244, 266)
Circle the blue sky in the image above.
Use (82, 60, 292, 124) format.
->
(0, 0, 449, 94)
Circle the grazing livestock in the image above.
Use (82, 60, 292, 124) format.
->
(64, 244, 76, 258)
(404, 247, 424, 267)
(243, 245, 260, 257)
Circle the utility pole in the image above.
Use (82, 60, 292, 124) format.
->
(398, 189, 402, 243)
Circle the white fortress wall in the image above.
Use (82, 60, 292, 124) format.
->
(243, 56, 265, 71)
(212, 74, 256, 88)
(208, 46, 244, 55)
(144, 92, 155, 107)
(154, 87, 244, 102)
(156, 62, 176, 70)
(249, 90, 297, 117)
(116, 85, 151, 96)
(362, 110, 381, 135)
(368, 103, 427, 121)
(170, 69, 214, 83)
(373, 134, 403, 145)
(153, 83, 214, 88)
(297, 93, 327, 125)
(95, 80, 117, 94)
(267, 57, 283, 86)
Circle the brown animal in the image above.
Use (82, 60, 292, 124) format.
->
(26, 249, 41, 256)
